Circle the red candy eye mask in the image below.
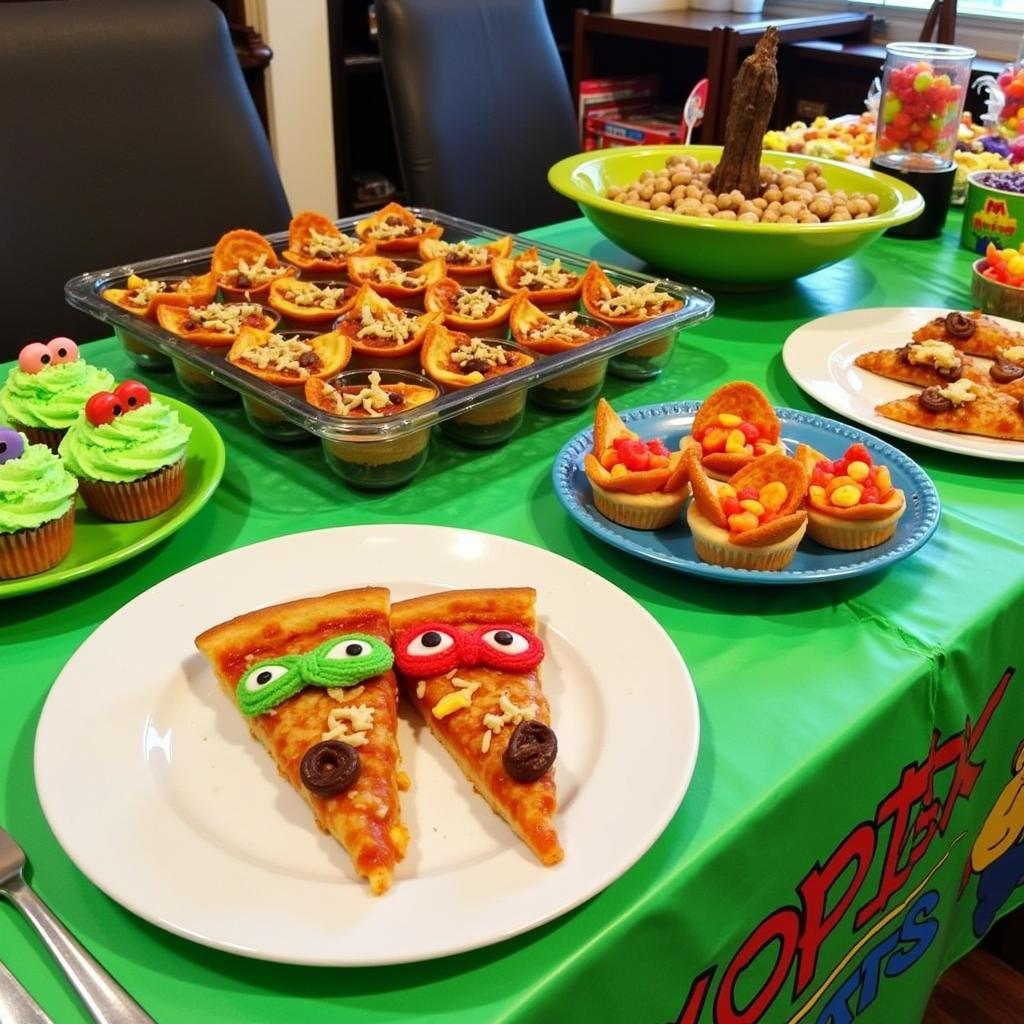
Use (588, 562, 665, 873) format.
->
(85, 380, 151, 426)
(394, 622, 545, 676)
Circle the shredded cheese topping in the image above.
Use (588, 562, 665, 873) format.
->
(430, 676, 482, 720)
(243, 333, 316, 377)
(937, 378, 980, 406)
(436, 240, 490, 266)
(186, 302, 263, 333)
(596, 281, 675, 318)
(1000, 345, 1024, 364)
(327, 685, 364, 702)
(222, 254, 287, 286)
(453, 288, 499, 319)
(365, 214, 429, 241)
(281, 282, 350, 310)
(516, 257, 574, 290)
(302, 227, 361, 259)
(353, 305, 416, 345)
(349, 790, 388, 819)
(526, 310, 595, 345)
(450, 338, 510, 373)
(127, 279, 169, 306)
(908, 340, 959, 371)
(415, 680, 426, 700)
(324, 370, 395, 417)
(481, 690, 536, 751)
(322, 703, 375, 747)
(367, 264, 422, 289)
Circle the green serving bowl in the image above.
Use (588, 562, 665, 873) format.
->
(548, 146, 924, 287)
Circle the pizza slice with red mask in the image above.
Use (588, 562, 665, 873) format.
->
(391, 588, 563, 865)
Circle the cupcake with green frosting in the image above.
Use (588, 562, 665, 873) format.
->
(0, 428, 78, 579)
(1, 338, 115, 451)
(58, 380, 191, 522)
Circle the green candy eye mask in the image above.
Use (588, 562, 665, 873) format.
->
(236, 633, 394, 717)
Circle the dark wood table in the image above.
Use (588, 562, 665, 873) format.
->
(572, 8, 873, 142)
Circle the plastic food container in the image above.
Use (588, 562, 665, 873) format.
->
(960, 170, 1024, 254)
(65, 209, 714, 487)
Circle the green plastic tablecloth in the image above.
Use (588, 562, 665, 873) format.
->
(2, 210, 1023, 1024)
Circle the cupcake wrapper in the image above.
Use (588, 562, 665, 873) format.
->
(0, 504, 75, 579)
(15, 424, 67, 453)
(78, 460, 185, 522)
(692, 533, 801, 571)
(806, 519, 899, 551)
(593, 486, 687, 530)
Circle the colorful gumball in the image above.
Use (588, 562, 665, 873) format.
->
(0, 427, 25, 464)
(18, 342, 51, 373)
(46, 337, 78, 365)
(114, 379, 151, 411)
(85, 391, 123, 426)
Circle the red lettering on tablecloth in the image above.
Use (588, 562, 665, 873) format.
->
(673, 969, 715, 1024)
(794, 823, 876, 995)
(714, 908, 801, 1024)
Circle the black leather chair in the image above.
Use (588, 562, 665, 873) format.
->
(375, 0, 580, 233)
(0, 0, 291, 354)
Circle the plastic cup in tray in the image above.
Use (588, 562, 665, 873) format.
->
(65, 209, 714, 488)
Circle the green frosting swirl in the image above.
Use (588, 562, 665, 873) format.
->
(0, 434, 78, 533)
(58, 399, 191, 483)
(0, 362, 115, 429)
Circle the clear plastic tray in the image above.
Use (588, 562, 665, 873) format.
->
(64, 209, 715, 443)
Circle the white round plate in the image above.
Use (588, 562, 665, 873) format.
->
(35, 525, 698, 966)
(782, 306, 1024, 462)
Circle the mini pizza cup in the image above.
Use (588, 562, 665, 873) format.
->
(686, 450, 808, 571)
(510, 294, 612, 411)
(492, 247, 584, 307)
(157, 302, 280, 347)
(104, 272, 217, 370)
(267, 278, 360, 324)
(424, 278, 516, 335)
(795, 443, 906, 551)
(211, 229, 295, 301)
(420, 324, 535, 447)
(347, 255, 446, 302)
(681, 381, 785, 480)
(354, 202, 443, 253)
(230, 327, 352, 441)
(281, 210, 375, 273)
(334, 284, 443, 372)
(307, 368, 439, 489)
(418, 234, 513, 278)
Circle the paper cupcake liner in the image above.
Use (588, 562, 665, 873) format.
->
(806, 517, 899, 551)
(692, 532, 802, 571)
(593, 484, 687, 530)
(14, 424, 66, 453)
(78, 459, 185, 522)
(0, 504, 75, 579)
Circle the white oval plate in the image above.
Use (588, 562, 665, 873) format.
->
(782, 306, 1024, 462)
(34, 525, 699, 966)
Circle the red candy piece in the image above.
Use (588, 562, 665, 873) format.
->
(738, 421, 760, 444)
(646, 438, 670, 457)
(85, 391, 123, 426)
(115, 379, 151, 411)
(845, 443, 872, 467)
(737, 487, 759, 502)
(722, 496, 741, 517)
(860, 486, 881, 505)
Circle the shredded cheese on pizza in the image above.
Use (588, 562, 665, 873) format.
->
(937, 378, 980, 406)
(366, 264, 422, 289)
(223, 254, 287, 286)
(349, 790, 388, 819)
(435, 240, 490, 266)
(430, 676, 481, 720)
(325, 370, 394, 417)
(327, 685, 364, 702)
(281, 281, 350, 310)
(595, 281, 674, 318)
(243, 333, 316, 376)
(453, 288, 499, 319)
(517, 257, 574, 290)
(1000, 346, 1024, 364)
(450, 338, 509, 372)
(526, 310, 594, 345)
(907, 340, 959, 370)
(186, 302, 263, 333)
(323, 703, 375, 747)
(302, 227, 361, 260)
(365, 214, 429, 241)
(127, 278, 168, 306)
(354, 305, 416, 345)
(481, 690, 536, 752)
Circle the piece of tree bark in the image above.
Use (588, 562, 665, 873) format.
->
(710, 27, 779, 197)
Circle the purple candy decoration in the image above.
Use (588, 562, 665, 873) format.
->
(0, 428, 24, 464)
(980, 135, 1012, 158)
(974, 171, 1024, 194)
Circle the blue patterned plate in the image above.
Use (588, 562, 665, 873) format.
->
(552, 402, 940, 585)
